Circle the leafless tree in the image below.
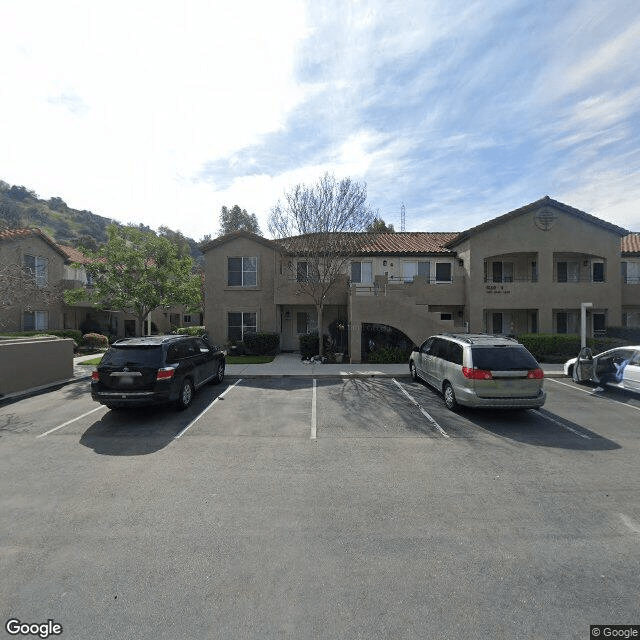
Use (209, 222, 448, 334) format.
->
(0, 257, 64, 331)
(269, 173, 376, 356)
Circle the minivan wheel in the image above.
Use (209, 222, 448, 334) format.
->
(443, 382, 458, 411)
(177, 378, 194, 410)
(410, 361, 418, 382)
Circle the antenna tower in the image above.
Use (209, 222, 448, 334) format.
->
(400, 203, 406, 232)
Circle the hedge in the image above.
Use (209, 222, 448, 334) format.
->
(242, 332, 280, 355)
(367, 346, 412, 364)
(299, 332, 331, 359)
(517, 333, 625, 363)
(0, 330, 82, 344)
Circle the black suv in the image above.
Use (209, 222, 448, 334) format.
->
(91, 335, 226, 410)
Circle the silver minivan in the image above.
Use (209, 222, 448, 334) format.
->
(409, 334, 546, 410)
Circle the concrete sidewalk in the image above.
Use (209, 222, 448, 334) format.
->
(0, 352, 566, 405)
(224, 351, 566, 378)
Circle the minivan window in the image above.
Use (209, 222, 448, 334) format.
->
(471, 346, 538, 371)
(101, 346, 162, 367)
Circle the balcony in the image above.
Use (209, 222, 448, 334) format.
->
(273, 274, 349, 305)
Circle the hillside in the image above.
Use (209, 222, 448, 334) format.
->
(0, 180, 203, 262)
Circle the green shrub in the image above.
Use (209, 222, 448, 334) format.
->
(82, 332, 109, 349)
(176, 326, 207, 336)
(299, 332, 331, 359)
(517, 333, 625, 362)
(367, 346, 412, 364)
(0, 330, 82, 343)
(242, 332, 280, 355)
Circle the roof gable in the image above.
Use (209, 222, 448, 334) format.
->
(200, 230, 278, 253)
(447, 196, 629, 247)
(0, 227, 70, 260)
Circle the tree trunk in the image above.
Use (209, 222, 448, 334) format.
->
(317, 303, 324, 357)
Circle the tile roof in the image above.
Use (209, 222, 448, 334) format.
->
(0, 227, 69, 258)
(58, 244, 94, 264)
(278, 232, 459, 255)
(622, 233, 640, 255)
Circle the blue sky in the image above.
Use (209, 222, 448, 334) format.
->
(1, 0, 639, 240)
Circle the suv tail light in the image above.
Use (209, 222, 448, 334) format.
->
(462, 367, 493, 380)
(527, 368, 544, 379)
(157, 366, 177, 380)
(91, 370, 100, 381)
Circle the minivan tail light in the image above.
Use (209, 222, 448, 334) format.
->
(157, 366, 177, 380)
(527, 368, 544, 379)
(91, 370, 100, 381)
(462, 367, 493, 380)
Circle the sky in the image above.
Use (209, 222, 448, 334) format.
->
(2, 0, 639, 241)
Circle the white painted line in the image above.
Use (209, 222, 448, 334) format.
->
(37, 405, 107, 438)
(620, 513, 640, 535)
(392, 378, 449, 438)
(174, 379, 242, 439)
(547, 378, 640, 413)
(311, 379, 317, 440)
(532, 410, 590, 439)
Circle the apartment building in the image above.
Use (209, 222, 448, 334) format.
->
(202, 197, 638, 363)
(0, 228, 201, 337)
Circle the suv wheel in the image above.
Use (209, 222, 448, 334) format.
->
(443, 382, 458, 411)
(213, 361, 225, 385)
(410, 361, 418, 382)
(177, 378, 194, 410)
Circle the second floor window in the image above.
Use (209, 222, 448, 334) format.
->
(403, 261, 430, 283)
(557, 261, 579, 283)
(622, 261, 640, 284)
(23, 255, 47, 288)
(351, 261, 372, 284)
(228, 257, 257, 287)
(435, 262, 452, 283)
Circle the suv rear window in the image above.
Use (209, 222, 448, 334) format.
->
(471, 346, 538, 371)
(101, 346, 163, 367)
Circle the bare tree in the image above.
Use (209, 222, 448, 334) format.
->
(0, 258, 64, 331)
(269, 173, 376, 356)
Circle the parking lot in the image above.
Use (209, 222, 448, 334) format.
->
(2, 375, 640, 639)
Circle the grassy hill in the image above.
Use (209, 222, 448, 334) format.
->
(0, 180, 203, 262)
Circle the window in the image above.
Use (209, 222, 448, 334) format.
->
(403, 261, 430, 283)
(297, 261, 308, 282)
(592, 261, 605, 283)
(228, 312, 257, 341)
(351, 261, 372, 284)
(435, 262, 452, 283)
(23, 255, 48, 288)
(296, 312, 310, 334)
(593, 313, 606, 334)
(556, 311, 579, 334)
(622, 261, 640, 284)
(23, 311, 48, 331)
(227, 257, 257, 287)
(440, 313, 452, 321)
(557, 261, 579, 282)
(489, 261, 514, 283)
(183, 315, 192, 323)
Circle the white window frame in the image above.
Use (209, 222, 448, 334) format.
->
(227, 257, 258, 287)
(351, 261, 372, 284)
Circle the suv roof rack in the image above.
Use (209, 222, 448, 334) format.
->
(441, 333, 520, 345)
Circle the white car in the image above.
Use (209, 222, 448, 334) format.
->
(565, 345, 640, 392)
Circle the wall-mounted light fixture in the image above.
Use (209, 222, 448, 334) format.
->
(284, 310, 291, 320)
(383, 260, 387, 266)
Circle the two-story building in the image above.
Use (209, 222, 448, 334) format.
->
(0, 228, 201, 337)
(201, 197, 638, 362)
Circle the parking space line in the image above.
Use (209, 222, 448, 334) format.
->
(532, 409, 591, 439)
(311, 379, 317, 440)
(174, 379, 242, 439)
(392, 379, 449, 438)
(547, 378, 640, 413)
(36, 405, 107, 438)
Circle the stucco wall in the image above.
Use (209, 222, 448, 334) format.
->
(203, 236, 279, 347)
(0, 336, 74, 397)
